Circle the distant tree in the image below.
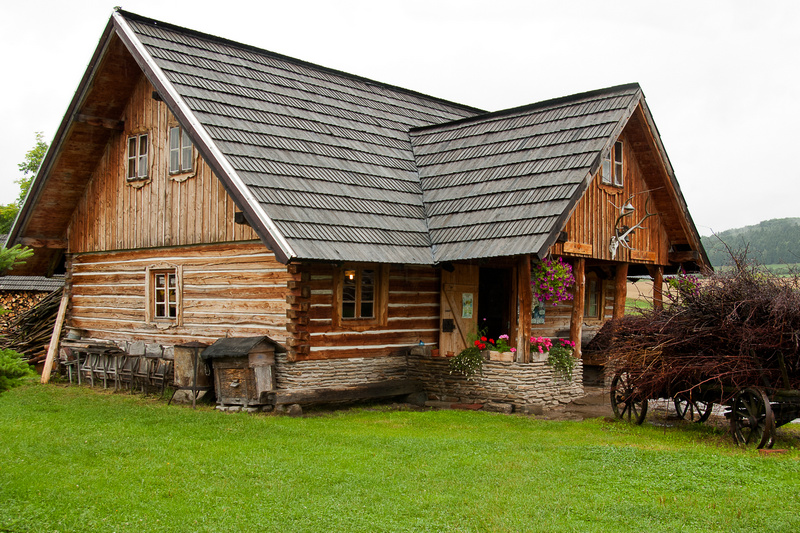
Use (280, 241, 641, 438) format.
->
(701, 218, 800, 267)
(0, 132, 48, 233)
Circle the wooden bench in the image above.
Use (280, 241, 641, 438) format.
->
(265, 379, 423, 407)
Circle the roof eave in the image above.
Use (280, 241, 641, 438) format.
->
(636, 97, 711, 270)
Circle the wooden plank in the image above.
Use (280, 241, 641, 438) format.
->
(563, 241, 593, 255)
(631, 250, 657, 262)
(40, 292, 69, 384)
(268, 379, 422, 405)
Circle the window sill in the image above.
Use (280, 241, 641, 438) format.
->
(126, 176, 151, 189)
(170, 170, 196, 183)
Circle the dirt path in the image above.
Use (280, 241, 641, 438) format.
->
(539, 386, 614, 421)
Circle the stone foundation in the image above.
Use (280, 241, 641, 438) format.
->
(407, 353, 584, 410)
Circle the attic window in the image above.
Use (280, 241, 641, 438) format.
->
(127, 134, 148, 180)
(601, 141, 624, 187)
(169, 126, 194, 174)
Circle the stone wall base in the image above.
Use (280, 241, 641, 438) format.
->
(269, 351, 583, 411)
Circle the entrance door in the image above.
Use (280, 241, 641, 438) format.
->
(439, 264, 479, 357)
(478, 267, 512, 341)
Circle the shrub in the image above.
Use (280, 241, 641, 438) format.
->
(0, 349, 34, 393)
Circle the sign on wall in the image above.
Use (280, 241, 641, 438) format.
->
(462, 292, 473, 319)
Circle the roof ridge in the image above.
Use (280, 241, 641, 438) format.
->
(411, 83, 643, 134)
(116, 9, 486, 117)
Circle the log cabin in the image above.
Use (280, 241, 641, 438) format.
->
(7, 9, 709, 411)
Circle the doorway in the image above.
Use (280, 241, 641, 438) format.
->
(478, 267, 512, 341)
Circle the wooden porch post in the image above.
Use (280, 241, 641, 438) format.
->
(613, 263, 628, 320)
(519, 254, 533, 363)
(569, 258, 585, 359)
(650, 265, 664, 310)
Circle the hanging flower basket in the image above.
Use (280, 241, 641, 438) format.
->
(532, 257, 576, 306)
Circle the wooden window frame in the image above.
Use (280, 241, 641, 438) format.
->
(613, 140, 624, 187)
(169, 125, 195, 176)
(126, 133, 149, 181)
(332, 263, 389, 331)
(600, 141, 624, 187)
(145, 264, 183, 327)
(583, 275, 601, 320)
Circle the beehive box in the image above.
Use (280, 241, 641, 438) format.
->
(201, 337, 283, 407)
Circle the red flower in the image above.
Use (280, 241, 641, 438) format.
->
(489, 339, 494, 344)
(473, 340, 481, 347)
(479, 343, 486, 350)
(480, 336, 487, 342)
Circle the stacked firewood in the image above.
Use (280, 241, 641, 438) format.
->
(595, 260, 800, 402)
(0, 291, 50, 331)
(0, 288, 64, 365)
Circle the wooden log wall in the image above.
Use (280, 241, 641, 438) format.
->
(550, 131, 671, 265)
(287, 263, 440, 361)
(68, 242, 291, 345)
(68, 75, 259, 253)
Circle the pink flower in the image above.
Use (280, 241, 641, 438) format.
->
(510, 348, 516, 352)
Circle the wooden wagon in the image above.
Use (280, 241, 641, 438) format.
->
(609, 364, 800, 449)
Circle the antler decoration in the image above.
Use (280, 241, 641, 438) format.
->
(609, 195, 656, 259)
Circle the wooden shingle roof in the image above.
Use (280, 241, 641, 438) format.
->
(412, 85, 642, 262)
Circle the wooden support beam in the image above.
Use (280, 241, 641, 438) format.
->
(75, 113, 124, 131)
(669, 250, 700, 263)
(569, 258, 585, 359)
(518, 254, 532, 363)
(18, 237, 68, 249)
(613, 263, 629, 320)
(40, 291, 69, 384)
(649, 265, 664, 310)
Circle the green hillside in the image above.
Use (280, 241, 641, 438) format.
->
(701, 217, 800, 267)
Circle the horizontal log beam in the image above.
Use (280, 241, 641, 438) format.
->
(75, 113, 125, 131)
(18, 237, 68, 249)
(267, 379, 422, 405)
(669, 250, 700, 263)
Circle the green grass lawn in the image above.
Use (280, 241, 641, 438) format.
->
(2, 383, 800, 532)
(625, 297, 652, 314)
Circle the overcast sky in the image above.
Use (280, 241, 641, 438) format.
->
(1, 0, 797, 236)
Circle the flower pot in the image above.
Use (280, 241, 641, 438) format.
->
(489, 351, 515, 362)
(431, 349, 440, 357)
(530, 350, 549, 363)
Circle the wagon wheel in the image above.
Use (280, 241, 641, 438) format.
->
(610, 371, 648, 425)
(674, 392, 714, 423)
(730, 387, 775, 449)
